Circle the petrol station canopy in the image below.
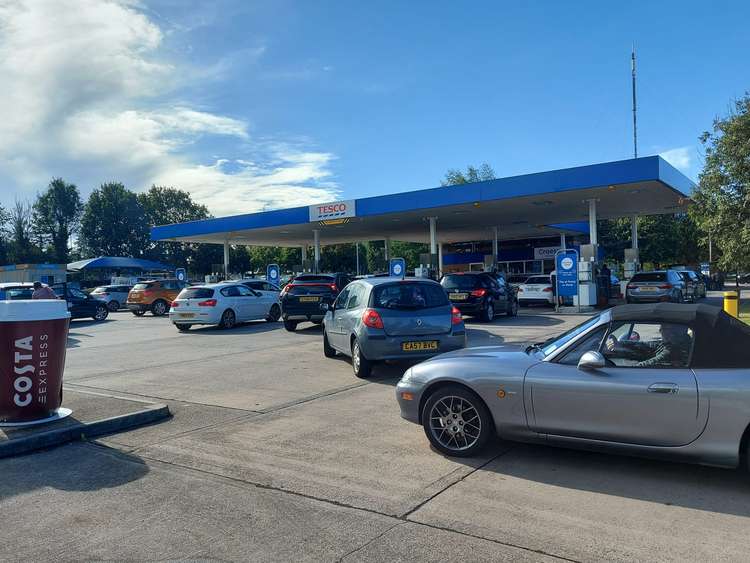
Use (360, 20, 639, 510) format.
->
(151, 156, 694, 247)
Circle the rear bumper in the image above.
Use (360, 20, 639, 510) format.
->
(626, 292, 672, 303)
(519, 296, 554, 305)
(169, 311, 222, 325)
(126, 303, 151, 312)
(358, 331, 466, 361)
(283, 313, 325, 322)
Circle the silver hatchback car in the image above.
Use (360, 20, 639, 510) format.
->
(323, 278, 466, 377)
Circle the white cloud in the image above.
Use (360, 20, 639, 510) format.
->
(659, 146, 694, 173)
(0, 0, 338, 216)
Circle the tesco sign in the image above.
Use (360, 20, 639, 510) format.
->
(309, 200, 356, 221)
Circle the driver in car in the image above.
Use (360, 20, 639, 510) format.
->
(605, 324, 692, 368)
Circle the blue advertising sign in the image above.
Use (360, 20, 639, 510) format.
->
(175, 268, 187, 283)
(389, 258, 406, 279)
(555, 250, 578, 297)
(266, 264, 280, 285)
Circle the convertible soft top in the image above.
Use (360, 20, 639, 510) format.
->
(609, 303, 750, 368)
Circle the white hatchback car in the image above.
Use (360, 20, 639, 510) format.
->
(169, 282, 281, 331)
(518, 275, 555, 307)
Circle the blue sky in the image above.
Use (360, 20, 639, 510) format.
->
(1, 0, 748, 216)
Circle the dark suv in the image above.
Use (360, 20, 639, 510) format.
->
(625, 270, 687, 304)
(51, 283, 109, 321)
(440, 272, 518, 322)
(280, 273, 351, 331)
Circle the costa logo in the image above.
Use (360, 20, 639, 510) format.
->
(309, 199, 356, 222)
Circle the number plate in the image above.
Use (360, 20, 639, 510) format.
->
(639, 287, 657, 292)
(299, 296, 320, 302)
(401, 340, 439, 352)
(449, 293, 468, 301)
(179, 313, 195, 318)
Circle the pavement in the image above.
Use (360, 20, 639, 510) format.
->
(1, 295, 748, 562)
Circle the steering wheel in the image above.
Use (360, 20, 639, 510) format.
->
(605, 334, 618, 352)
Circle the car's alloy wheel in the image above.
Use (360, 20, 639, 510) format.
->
(132, 310, 145, 317)
(108, 301, 120, 312)
(351, 338, 372, 378)
(219, 309, 236, 329)
(93, 305, 109, 321)
(423, 386, 492, 457)
(266, 304, 281, 322)
(323, 332, 336, 358)
(152, 300, 168, 316)
(283, 319, 297, 332)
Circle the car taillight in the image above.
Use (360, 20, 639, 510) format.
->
(281, 284, 293, 294)
(198, 299, 217, 307)
(470, 288, 487, 297)
(171, 301, 179, 307)
(451, 306, 463, 325)
(362, 308, 384, 329)
(543, 287, 553, 292)
(330, 284, 338, 292)
(658, 284, 673, 290)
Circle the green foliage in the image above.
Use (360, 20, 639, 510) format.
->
(0, 204, 9, 264)
(441, 163, 496, 186)
(245, 246, 301, 274)
(390, 241, 429, 269)
(79, 182, 149, 257)
(7, 199, 44, 263)
(32, 178, 83, 262)
(691, 94, 750, 278)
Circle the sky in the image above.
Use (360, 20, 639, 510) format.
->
(1, 0, 749, 218)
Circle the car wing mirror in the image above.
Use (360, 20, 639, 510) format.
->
(578, 351, 606, 371)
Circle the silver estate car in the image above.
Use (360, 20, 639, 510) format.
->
(396, 303, 750, 469)
(323, 278, 466, 377)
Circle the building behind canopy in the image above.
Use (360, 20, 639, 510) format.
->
(151, 156, 693, 303)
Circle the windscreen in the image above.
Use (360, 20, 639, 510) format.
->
(525, 276, 550, 285)
(178, 288, 214, 299)
(133, 283, 154, 290)
(630, 273, 666, 283)
(441, 275, 479, 290)
(91, 287, 108, 293)
(372, 283, 448, 310)
(293, 275, 334, 284)
(5, 288, 33, 300)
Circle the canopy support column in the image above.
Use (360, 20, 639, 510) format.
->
(223, 240, 230, 279)
(560, 232, 566, 250)
(429, 217, 437, 255)
(587, 199, 598, 246)
(631, 215, 639, 250)
(313, 229, 320, 273)
(492, 226, 499, 266)
(384, 237, 391, 263)
(438, 242, 444, 275)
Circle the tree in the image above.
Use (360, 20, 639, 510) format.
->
(691, 94, 750, 294)
(32, 178, 83, 262)
(138, 185, 211, 268)
(79, 182, 149, 257)
(7, 199, 44, 263)
(441, 163, 496, 186)
(0, 204, 10, 264)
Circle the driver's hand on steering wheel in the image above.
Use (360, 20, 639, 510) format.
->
(605, 335, 617, 352)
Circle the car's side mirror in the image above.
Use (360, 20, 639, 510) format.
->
(578, 351, 606, 370)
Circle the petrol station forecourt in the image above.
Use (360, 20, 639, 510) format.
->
(151, 155, 693, 301)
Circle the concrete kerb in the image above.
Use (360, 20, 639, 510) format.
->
(0, 400, 170, 459)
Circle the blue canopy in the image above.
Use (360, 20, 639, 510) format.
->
(67, 256, 173, 272)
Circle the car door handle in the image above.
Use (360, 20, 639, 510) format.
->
(648, 383, 679, 394)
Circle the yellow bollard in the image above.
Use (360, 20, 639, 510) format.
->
(724, 291, 739, 318)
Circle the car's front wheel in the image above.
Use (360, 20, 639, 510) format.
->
(108, 300, 120, 312)
(422, 385, 493, 457)
(151, 299, 168, 316)
(266, 304, 281, 322)
(93, 305, 109, 321)
(323, 332, 337, 358)
(219, 309, 236, 329)
(283, 319, 298, 332)
(176, 324, 191, 332)
(351, 338, 373, 378)
(132, 309, 146, 317)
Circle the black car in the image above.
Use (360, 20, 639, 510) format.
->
(279, 273, 351, 331)
(440, 272, 518, 322)
(52, 283, 109, 321)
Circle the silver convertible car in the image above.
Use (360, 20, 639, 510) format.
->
(396, 303, 750, 469)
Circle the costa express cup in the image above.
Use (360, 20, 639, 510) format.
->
(0, 300, 70, 423)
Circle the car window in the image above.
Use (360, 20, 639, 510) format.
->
(538, 316, 601, 357)
(220, 286, 241, 297)
(347, 284, 365, 309)
(133, 282, 154, 290)
(441, 274, 479, 290)
(557, 326, 608, 366)
(91, 287, 107, 293)
(372, 283, 448, 310)
(295, 275, 335, 284)
(237, 285, 254, 296)
(6, 288, 34, 300)
(525, 276, 550, 285)
(334, 287, 350, 308)
(68, 288, 87, 299)
(602, 322, 693, 368)
(245, 281, 260, 289)
(179, 288, 214, 299)
(631, 273, 666, 283)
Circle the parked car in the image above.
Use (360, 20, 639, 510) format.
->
(396, 303, 750, 466)
(517, 275, 555, 307)
(89, 284, 132, 311)
(440, 272, 518, 321)
(0, 282, 34, 300)
(127, 279, 184, 316)
(625, 270, 687, 304)
(51, 283, 109, 321)
(240, 279, 281, 297)
(169, 282, 281, 331)
(279, 273, 351, 331)
(323, 278, 466, 377)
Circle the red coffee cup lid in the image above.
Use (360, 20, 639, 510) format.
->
(0, 299, 71, 322)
